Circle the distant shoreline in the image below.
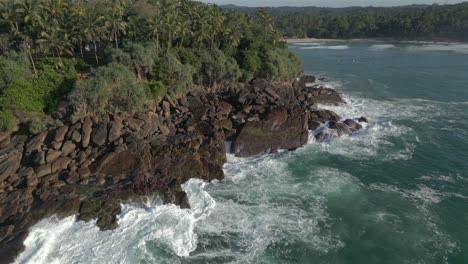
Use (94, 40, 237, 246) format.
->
(284, 37, 467, 44)
(284, 38, 371, 43)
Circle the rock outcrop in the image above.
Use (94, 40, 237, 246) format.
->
(232, 107, 308, 157)
(0, 76, 365, 263)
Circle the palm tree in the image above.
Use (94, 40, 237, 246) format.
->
(105, 1, 128, 49)
(1, 0, 24, 49)
(147, 16, 162, 56)
(38, 28, 72, 64)
(81, 10, 105, 64)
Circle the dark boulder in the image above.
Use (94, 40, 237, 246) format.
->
(25, 132, 47, 155)
(344, 119, 362, 132)
(232, 107, 308, 157)
(299, 75, 316, 87)
(81, 117, 93, 148)
(309, 88, 345, 105)
(329, 121, 353, 136)
(108, 120, 122, 142)
(358, 116, 368, 123)
(54, 126, 68, 142)
(91, 123, 108, 147)
(308, 120, 323, 131)
(0, 151, 22, 182)
(309, 109, 341, 123)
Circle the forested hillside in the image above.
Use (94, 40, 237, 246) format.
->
(225, 3, 468, 41)
(0, 0, 302, 132)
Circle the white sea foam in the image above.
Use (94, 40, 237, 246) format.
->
(191, 156, 354, 262)
(405, 44, 468, 54)
(368, 183, 466, 204)
(292, 42, 323, 46)
(15, 179, 214, 264)
(370, 44, 396, 50)
(300, 45, 349, 50)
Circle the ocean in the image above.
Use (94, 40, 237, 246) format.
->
(15, 41, 468, 264)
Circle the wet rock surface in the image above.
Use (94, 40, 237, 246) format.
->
(0, 76, 365, 263)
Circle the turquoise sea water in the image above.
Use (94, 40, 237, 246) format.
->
(16, 41, 468, 264)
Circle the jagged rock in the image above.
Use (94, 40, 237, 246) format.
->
(217, 102, 233, 117)
(0, 151, 22, 182)
(50, 141, 63, 150)
(46, 150, 63, 164)
(91, 123, 108, 146)
(77, 166, 91, 179)
(299, 75, 316, 87)
(344, 119, 362, 132)
(52, 157, 72, 173)
(35, 164, 52, 178)
(61, 141, 76, 156)
(66, 123, 81, 141)
(54, 126, 68, 142)
(309, 109, 341, 123)
(62, 171, 80, 184)
(126, 118, 145, 132)
(232, 107, 308, 157)
(81, 117, 93, 148)
(309, 88, 345, 105)
(17, 167, 34, 179)
(0, 78, 365, 262)
(108, 120, 122, 142)
(159, 123, 170, 136)
(358, 116, 368, 123)
(71, 130, 82, 144)
(308, 120, 323, 131)
(32, 151, 46, 165)
(27, 174, 38, 187)
(179, 97, 189, 107)
(315, 131, 331, 143)
(162, 101, 171, 113)
(329, 121, 353, 136)
(25, 132, 47, 155)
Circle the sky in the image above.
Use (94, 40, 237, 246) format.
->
(198, 0, 466, 7)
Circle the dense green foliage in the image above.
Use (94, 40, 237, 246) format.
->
(0, 52, 77, 131)
(227, 3, 468, 41)
(70, 63, 145, 116)
(0, 0, 303, 130)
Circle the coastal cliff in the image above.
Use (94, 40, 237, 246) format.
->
(0, 77, 365, 263)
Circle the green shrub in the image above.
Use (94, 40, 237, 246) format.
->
(261, 47, 302, 81)
(196, 47, 241, 86)
(37, 62, 77, 113)
(69, 63, 146, 117)
(238, 48, 262, 81)
(0, 52, 32, 91)
(144, 80, 167, 100)
(27, 119, 47, 134)
(1, 79, 45, 113)
(0, 110, 17, 131)
(0, 60, 78, 115)
(110, 42, 156, 79)
(158, 52, 194, 95)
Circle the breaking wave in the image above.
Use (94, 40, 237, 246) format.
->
(404, 44, 468, 54)
(300, 45, 349, 50)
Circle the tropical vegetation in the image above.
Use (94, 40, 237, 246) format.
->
(0, 0, 303, 131)
(226, 3, 468, 41)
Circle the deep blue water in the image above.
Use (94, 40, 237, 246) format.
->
(16, 41, 468, 264)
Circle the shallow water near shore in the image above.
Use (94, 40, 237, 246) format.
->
(16, 41, 468, 263)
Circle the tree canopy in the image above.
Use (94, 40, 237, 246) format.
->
(0, 0, 303, 131)
(226, 3, 468, 41)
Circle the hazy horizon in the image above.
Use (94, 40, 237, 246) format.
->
(198, 0, 466, 7)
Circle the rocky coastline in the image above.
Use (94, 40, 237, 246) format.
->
(0, 76, 366, 263)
